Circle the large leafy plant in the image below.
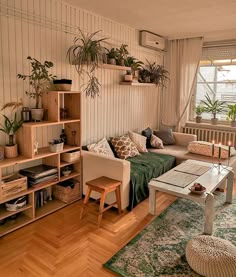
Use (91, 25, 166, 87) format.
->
(67, 29, 107, 97)
(201, 93, 227, 119)
(17, 56, 56, 109)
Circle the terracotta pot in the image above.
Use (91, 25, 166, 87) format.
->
(195, 116, 202, 123)
(211, 118, 218, 125)
(231, 121, 236, 127)
(4, 144, 18, 158)
(31, 108, 44, 121)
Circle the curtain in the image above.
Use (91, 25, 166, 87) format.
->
(161, 37, 203, 131)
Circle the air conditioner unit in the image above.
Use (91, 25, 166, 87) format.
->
(140, 30, 166, 51)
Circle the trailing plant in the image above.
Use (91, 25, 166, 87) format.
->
(67, 28, 107, 97)
(227, 104, 236, 121)
(17, 56, 56, 109)
(201, 93, 227, 119)
(194, 104, 206, 116)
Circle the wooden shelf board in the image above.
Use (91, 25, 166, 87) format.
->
(0, 190, 34, 205)
(60, 172, 80, 182)
(60, 161, 76, 168)
(0, 204, 32, 220)
(120, 82, 157, 87)
(100, 64, 131, 71)
(50, 91, 81, 94)
(35, 199, 67, 219)
(36, 145, 80, 158)
(23, 119, 80, 127)
(0, 213, 33, 236)
(32, 180, 59, 192)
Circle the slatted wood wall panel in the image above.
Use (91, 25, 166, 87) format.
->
(0, 0, 163, 146)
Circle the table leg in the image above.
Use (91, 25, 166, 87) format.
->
(226, 170, 234, 204)
(149, 187, 156, 215)
(204, 193, 214, 235)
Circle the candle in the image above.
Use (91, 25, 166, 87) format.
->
(212, 140, 215, 157)
(218, 143, 221, 159)
(228, 141, 231, 158)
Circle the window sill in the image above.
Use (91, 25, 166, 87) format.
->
(186, 121, 235, 132)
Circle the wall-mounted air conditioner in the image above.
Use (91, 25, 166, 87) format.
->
(140, 30, 166, 51)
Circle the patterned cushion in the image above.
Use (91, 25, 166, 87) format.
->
(142, 127, 153, 148)
(188, 141, 236, 159)
(128, 131, 148, 153)
(153, 129, 175, 145)
(110, 135, 140, 159)
(87, 137, 114, 157)
(150, 134, 164, 149)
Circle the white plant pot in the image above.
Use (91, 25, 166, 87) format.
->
(109, 58, 116, 65)
(124, 75, 133, 82)
(31, 108, 44, 121)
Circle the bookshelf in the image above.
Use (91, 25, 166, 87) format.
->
(0, 91, 81, 237)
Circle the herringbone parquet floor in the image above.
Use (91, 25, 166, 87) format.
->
(0, 184, 234, 277)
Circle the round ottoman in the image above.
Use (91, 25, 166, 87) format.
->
(186, 235, 236, 277)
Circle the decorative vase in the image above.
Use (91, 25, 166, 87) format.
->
(195, 116, 202, 123)
(231, 121, 236, 127)
(31, 108, 44, 121)
(4, 144, 18, 158)
(211, 118, 218, 125)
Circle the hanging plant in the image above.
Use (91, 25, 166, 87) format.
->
(67, 28, 108, 97)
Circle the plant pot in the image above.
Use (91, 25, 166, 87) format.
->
(31, 108, 44, 121)
(109, 58, 116, 65)
(4, 144, 18, 158)
(195, 116, 202, 123)
(231, 121, 236, 127)
(211, 118, 218, 125)
(124, 74, 133, 82)
(118, 59, 125, 66)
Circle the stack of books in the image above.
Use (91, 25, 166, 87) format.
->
(20, 164, 58, 187)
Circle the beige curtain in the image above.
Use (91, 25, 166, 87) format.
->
(161, 37, 203, 131)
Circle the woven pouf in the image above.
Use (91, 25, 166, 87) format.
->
(186, 235, 236, 277)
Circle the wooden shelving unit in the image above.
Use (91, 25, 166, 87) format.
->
(0, 91, 82, 237)
(120, 82, 157, 87)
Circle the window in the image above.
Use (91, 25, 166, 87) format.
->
(193, 44, 236, 122)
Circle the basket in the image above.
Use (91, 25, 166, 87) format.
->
(50, 142, 64, 153)
(0, 173, 27, 200)
(5, 195, 27, 211)
(61, 151, 80, 162)
(53, 180, 80, 203)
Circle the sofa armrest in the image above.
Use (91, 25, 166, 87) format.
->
(82, 151, 131, 210)
(173, 132, 197, 147)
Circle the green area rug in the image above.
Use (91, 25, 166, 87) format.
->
(104, 193, 236, 276)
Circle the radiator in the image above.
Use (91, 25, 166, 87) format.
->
(183, 126, 236, 146)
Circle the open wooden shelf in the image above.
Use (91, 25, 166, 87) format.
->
(60, 172, 80, 182)
(120, 82, 157, 87)
(35, 199, 67, 219)
(23, 119, 80, 127)
(100, 64, 131, 71)
(0, 204, 33, 220)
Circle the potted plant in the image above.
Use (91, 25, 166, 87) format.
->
(67, 28, 107, 97)
(226, 104, 236, 127)
(116, 44, 129, 66)
(17, 56, 56, 121)
(201, 93, 227, 125)
(124, 70, 133, 82)
(107, 48, 118, 65)
(194, 105, 206, 123)
(124, 56, 144, 82)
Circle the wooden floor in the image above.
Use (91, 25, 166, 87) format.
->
(0, 183, 235, 277)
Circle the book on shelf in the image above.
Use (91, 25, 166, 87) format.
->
(28, 175, 58, 187)
(20, 164, 58, 179)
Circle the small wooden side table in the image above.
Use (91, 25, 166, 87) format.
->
(80, 176, 122, 227)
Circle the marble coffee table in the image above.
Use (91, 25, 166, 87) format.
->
(149, 160, 234, 235)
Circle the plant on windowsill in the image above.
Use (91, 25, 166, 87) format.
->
(194, 105, 206, 123)
(17, 56, 56, 121)
(201, 93, 227, 125)
(226, 104, 236, 127)
(67, 28, 108, 97)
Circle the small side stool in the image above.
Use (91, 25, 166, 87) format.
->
(80, 176, 122, 227)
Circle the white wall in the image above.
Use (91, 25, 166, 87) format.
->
(0, 0, 163, 147)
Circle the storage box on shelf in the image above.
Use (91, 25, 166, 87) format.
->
(0, 91, 82, 236)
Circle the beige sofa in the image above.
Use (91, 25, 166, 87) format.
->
(82, 132, 236, 210)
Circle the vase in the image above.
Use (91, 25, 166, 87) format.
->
(31, 108, 44, 121)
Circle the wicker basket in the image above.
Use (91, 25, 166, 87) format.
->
(53, 180, 80, 203)
(61, 151, 80, 162)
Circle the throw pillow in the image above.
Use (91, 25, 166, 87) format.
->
(87, 137, 115, 157)
(110, 134, 140, 159)
(128, 131, 148, 153)
(188, 141, 236, 159)
(141, 127, 153, 148)
(153, 128, 175, 145)
(150, 134, 164, 149)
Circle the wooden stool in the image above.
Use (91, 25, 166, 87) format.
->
(80, 176, 122, 227)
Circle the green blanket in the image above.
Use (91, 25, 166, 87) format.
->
(127, 152, 176, 210)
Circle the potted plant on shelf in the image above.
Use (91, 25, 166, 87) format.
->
(67, 28, 107, 97)
(17, 56, 56, 121)
(124, 56, 144, 82)
(107, 48, 118, 65)
(194, 104, 206, 123)
(124, 70, 133, 82)
(116, 44, 129, 66)
(201, 93, 227, 125)
(226, 104, 236, 127)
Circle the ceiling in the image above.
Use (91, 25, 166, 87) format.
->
(63, 0, 236, 41)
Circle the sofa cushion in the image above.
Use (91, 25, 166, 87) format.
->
(141, 127, 153, 148)
(110, 135, 140, 159)
(150, 134, 164, 149)
(128, 131, 148, 153)
(87, 137, 114, 157)
(153, 128, 175, 145)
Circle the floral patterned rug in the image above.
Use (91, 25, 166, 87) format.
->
(103, 193, 236, 277)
